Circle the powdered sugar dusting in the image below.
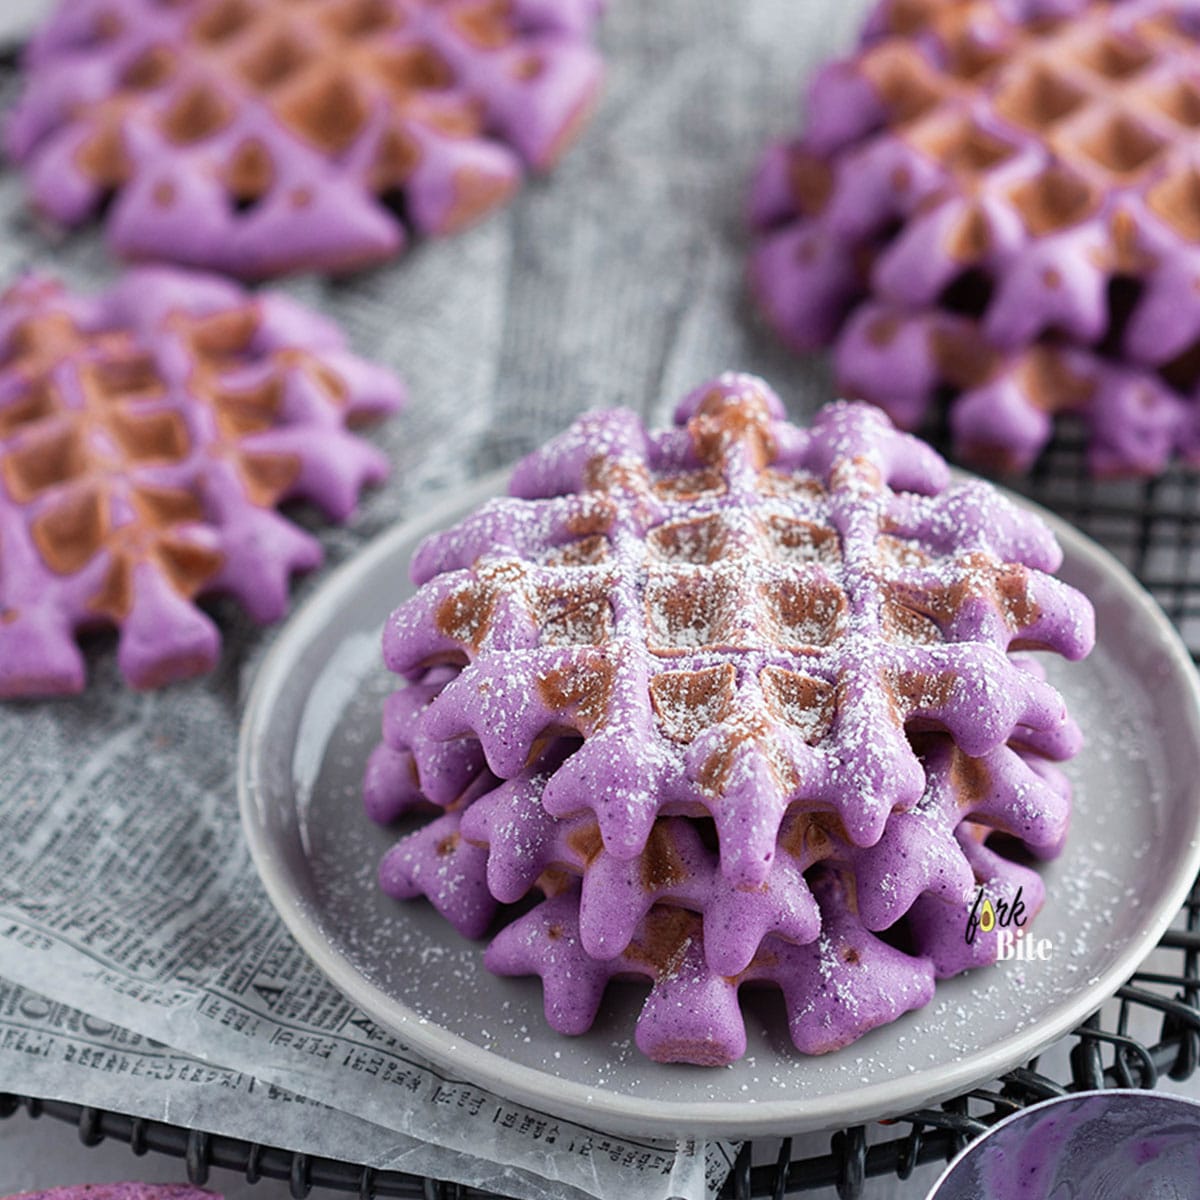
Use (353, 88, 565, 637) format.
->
(361, 379, 1099, 1066)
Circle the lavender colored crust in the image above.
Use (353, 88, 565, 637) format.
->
(6, 0, 604, 279)
(0, 266, 404, 697)
(749, 0, 1200, 475)
(379, 729, 1070, 974)
(385, 373, 1092, 881)
(486, 866, 938, 1065)
(485, 828, 1043, 1065)
(365, 373, 1093, 1065)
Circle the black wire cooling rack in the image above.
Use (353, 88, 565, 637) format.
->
(2, 429, 1200, 1199)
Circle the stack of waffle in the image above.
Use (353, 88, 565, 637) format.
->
(751, 0, 1200, 475)
(365, 373, 1094, 1065)
(7, 0, 603, 278)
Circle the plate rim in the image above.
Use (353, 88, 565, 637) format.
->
(238, 468, 1200, 1138)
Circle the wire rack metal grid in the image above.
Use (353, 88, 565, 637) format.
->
(3, 428, 1200, 1200)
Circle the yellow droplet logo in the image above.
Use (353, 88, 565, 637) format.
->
(979, 899, 996, 934)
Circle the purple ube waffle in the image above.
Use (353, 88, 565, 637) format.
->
(369, 720, 1056, 1060)
(372, 707, 1063, 1063)
(366, 372, 1093, 1064)
(6, 0, 603, 279)
(384, 373, 1092, 885)
(487, 864, 940, 1066)
(485, 824, 1048, 1065)
(378, 727, 1071, 974)
(0, 267, 403, 697)
(750, 0, 1200, 475)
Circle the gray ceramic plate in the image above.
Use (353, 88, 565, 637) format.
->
(239, 470, 1200, 1138)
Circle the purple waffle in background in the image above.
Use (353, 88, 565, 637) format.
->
(750, 0, 1200, 476)
(6, 0, 604, 279)
(364, 372, 1094, 1064)
(0, 267, 404, 698)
